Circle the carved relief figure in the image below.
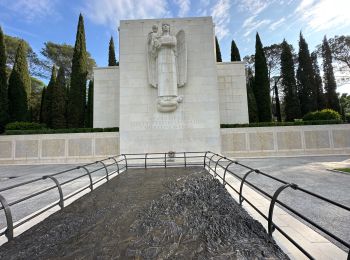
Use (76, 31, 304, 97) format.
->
(147, 23, 187, 112)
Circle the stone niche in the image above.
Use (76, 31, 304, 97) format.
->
(93, 16, 249, 154)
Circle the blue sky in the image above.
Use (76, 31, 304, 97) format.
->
(0, 0, 349, 93)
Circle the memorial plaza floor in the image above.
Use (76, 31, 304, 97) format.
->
(0, 155, 349, 259)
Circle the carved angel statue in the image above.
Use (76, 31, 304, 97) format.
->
(147, 23, 187, 112)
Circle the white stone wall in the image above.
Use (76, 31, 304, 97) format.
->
(217, 62, 249, 124)
(119, 17, 221, 153)
(0, 132, 119, 164)
(0, 124, 348, 164)
(221, 124, 350, 157)
(93, 67, 120, 128)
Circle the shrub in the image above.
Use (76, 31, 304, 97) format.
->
(5, 121, 47, 130)
(303, 109, 341, 121)
(221, 119, 343, 128)
(346, 113, 350, 123)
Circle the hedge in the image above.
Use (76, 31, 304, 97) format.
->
(5, 122, 47, 130)
(303, 109, 341, 121)
(4, 127, 119, 135)
(221, 120, 343, 128)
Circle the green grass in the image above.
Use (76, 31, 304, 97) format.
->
(334, 168, 350, 173)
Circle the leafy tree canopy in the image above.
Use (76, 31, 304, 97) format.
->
(41, 41, 96, 80)
(317, 35, 350, 70)
(4, 34, 45, 78)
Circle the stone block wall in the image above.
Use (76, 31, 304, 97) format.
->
(94, 67, 120, 128)
(0, 132, 119, 164)
(221, 124, 350, 157)
(217, 62, 249, 124)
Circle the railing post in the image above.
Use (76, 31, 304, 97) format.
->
(79, 166, 94, 191)
(109, 157, 120, 174)
(203, 151, 209, 168)
(122, 154, 128, 169)
(214, 156, 225, 177)
(239, 169, 256, 205)
(164, 153, 167, 168)
(145, 153, 148, 169)
(208, 153, 217, 174)
(184, 152, 187, 167)
(223, 161, 235, 186)
(268, 183, 298, 236)
(0, 194, 13, 240)
(42, 176, 64, 209)
(97, 161, 109, 181)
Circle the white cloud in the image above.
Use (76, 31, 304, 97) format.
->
(242, 15, 271, 37)
(269, 17, 286, 31)
(0, 0, 58, 21)
(211, 0, 231, 39)
(83, 0, 170, 28)
(295, 0, 350, 31)
(237, 0, 272, 16)
(173, 0, 190, 17)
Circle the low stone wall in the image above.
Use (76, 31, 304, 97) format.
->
(1, 124, 349, 164)
(221, 124, 350, 157)
(0, 132, 119, 164)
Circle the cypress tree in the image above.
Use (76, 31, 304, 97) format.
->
(43, 66, 57, 127)
(51, 66, 67, 128)
(67, 14, 88, 128)
(310, 52, 325, 110)
(215, 36, 222, 62)
(8, 41, 30, 122)
(0, 26, 8, 131)
(280, 40, 301, 121)
(246, 68, 258, 122)
(254, 33, 271, 122)
(39, 87, 46, 124)
(296, 32, 317, 115)
(108, 36, 117, 66)
(230, 40, 241, 61)
(273, 79, 282, 122)
(322, 36, 340, 112)
(86, 80, 93, 128)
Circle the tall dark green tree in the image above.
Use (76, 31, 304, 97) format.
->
(272, 77, 282, 122)
(41, 66, 57, 127)
(310, 51, 325, 110)
(51, 66, 67, 128)
(8, 41, 30, 122)
(322, 36, 340, 112)
(280, 40, 301, 121)
(231, 40, 241, 61)
(296, 32, 317, 115)
(67, 14, 88, 128)
(215, 36, 222, 62)
(86, 80, 93, 128)
(253, 33, 271, 122)
(0, 26, 8, 131)
(39, 87, 46, 124)
(108, 36, 117, 66)
(246, 68, 258, 122)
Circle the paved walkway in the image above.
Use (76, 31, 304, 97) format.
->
(225, 156, 350, 247)
(208, 155, 350, 259)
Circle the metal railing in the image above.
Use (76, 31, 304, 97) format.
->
(0, 151, 349, 260)
(203, 152, 350, 260)
(0, 156, 127, 241)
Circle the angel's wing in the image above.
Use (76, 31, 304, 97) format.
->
(176, 30, 187, 87)
(147, 33, 157, 88)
